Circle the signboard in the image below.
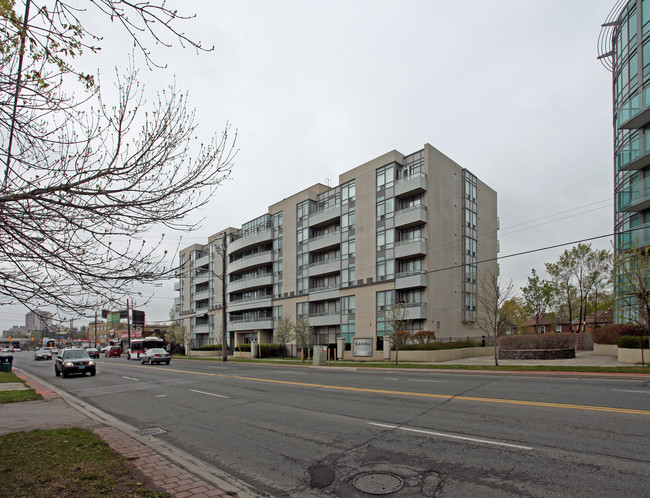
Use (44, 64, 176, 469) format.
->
(108, 312, 121, 324)
(353, 338, 373, 357)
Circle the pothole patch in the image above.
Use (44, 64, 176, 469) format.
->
(353, 472, 404, 495)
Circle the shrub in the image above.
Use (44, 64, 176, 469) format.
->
(618, 335, 650, 349)
(236, 344, 251, 352)
(592, 324, 644, 345)
(497, 333, 576, 350)
(411, 330, 437, 344)
(258, 343, 288, 358)
(398, 339, 480, 351)
(192, 344, 223, 351)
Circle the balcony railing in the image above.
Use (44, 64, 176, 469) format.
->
(617, 87, 650, 129)
(616, 133, 650, 171)
(618, 176, 650, 212)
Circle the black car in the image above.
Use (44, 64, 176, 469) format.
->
(34, 348, 52, 361)
(85, 347, 100, 359)
(55, 348, 96, 378)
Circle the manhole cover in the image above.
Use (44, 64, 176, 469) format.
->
(138, 427, 167, 436)
(353, 472, 404, 495)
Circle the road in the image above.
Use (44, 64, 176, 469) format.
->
(15, 351, 650, 497)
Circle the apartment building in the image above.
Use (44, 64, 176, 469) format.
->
(599, 0, 650, 320)
(177, 144, 498, 356)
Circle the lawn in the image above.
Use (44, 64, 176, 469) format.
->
(0, 428, 168, 497)
(0, 372, 41, 403)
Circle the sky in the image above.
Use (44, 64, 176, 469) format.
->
(1, 0, 619, 332)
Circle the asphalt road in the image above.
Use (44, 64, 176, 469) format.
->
(15, 352, 650, 497)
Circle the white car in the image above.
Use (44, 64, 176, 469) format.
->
(140, 348, 171, 365)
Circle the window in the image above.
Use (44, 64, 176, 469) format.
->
(341, 321, 355, 343)
(272, 211, 283, 228)
(341, 180, 355, 204)
(341, 295, 355, 314)
(376, 163, 395, 191)
(297, 302, 308, 317)
(342, 264, 355, 287)
(376, 290, 394, 311)
(376, 196, 394, 220)
(376, 228, 394, 251)
(342, 208, 356, 231)
(556, 325, 562, 333)
(342, 237, 355, 259)
(539, 325, 546, 334)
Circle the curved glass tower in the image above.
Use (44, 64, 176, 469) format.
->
(600, 0, 650, 319)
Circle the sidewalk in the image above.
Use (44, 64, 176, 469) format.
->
(3, 368, 263, 498)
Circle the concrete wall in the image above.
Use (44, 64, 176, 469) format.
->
(593, 344, 617, 357)
(617, 347, 650, 364)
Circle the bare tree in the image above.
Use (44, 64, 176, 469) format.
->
(294, 316, 313, 364)
(273, 315, 295, 359)
(166, 308, 191, 357)
(477, 269, 514, 366)
(384, 303, 411, 365)
(0, 2, 236, 320)
(613, 244, 650, 366)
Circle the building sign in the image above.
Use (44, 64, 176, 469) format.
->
(353, 338, 373, 357)
(108, 312, 120, 324)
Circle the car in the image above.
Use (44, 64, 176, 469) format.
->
(140, 348, 171, 365)
(13, 347, 21, 352)
(51, 347, 59, 356)
(105, 346, 122, 357)
(85, 347, 100, 359)
(34, 348, 52, 361)
(55, 348, 96, 378)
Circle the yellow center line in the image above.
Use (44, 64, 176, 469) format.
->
(119, 362, 650, 416)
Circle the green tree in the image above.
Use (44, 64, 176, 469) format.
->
(499, 296, 528, 331)
(273, 316, 295, 359)
(522, 269, 554, 332)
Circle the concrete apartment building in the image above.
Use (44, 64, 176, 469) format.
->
(25, 310, 53, 335)
(176, 144, 498, 357)
(599, 0, 650, 320)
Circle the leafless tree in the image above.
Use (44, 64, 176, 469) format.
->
(167, 308, 190, 357)
(0, 2, 235, 320)
(384, 303, 411, 365)
(294, 316, 313, 364)
(273, 315, 295, 359)
(477, 269, 514, 366)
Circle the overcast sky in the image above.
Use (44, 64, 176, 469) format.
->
(2, 0, 618, 332)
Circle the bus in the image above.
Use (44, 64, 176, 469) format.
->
(126, 336, 165, 360)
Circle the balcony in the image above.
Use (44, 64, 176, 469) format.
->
(403, 302, 427, 320)
(193, 272, 211, 285)
(228, 250, 273, 274)
(228, 296, 273, 313)
(308, 285, 340, 302)
(195, 323, 211, 335)
(308, 231, 341, 252)
(308, 204, 341, 228)
(193, 289, 211, 302)
(227, 228, 273, 256)
(618, 177, 650, 212)
(307, 257, 340, 277)
(308, 311, 341, 327)
(228, 274, 273, 293)
(395, 172, 427, 198)
(228, 316, 274, 331)
(394, 205, 427, 228)
(174, 281, 180, 292)
(395, 238, 427, 259)
(394, 270, 427, 290)
(617, 87, 650, 130)
(616, 134, 650, 172)
(616, 224, 650, 249)
(195, 254, 211, 268)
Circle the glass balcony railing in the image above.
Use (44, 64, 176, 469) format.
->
(616, 87, 650, 129)
(615, 133, 650, 171)
(618, 177, 650, 211)
(616, 224, 650, 249)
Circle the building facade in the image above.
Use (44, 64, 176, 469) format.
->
(25, 310, 53, 335)
(599, 1, 650, 320)
(177, 144, 498, 355)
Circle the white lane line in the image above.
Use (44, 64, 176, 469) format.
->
(154, 395, 167, 398)
(191, 389, 230, 399)
(613, 389, 650, 394)
(368, 422, 532, 450)
(123, 376, 139, 381)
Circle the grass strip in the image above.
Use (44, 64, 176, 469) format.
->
(0, 428, 168, 497)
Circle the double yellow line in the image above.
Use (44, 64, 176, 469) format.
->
(126, 363, 650, 416)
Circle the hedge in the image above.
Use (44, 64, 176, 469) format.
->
(618, 335, 650, 349)
(397, 339, 480, 351)
(592, 324, 645, 345)
(192, 344, 223, 351)
(497, 333, 576, 350)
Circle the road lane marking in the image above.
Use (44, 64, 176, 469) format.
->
(154, 395, 167, 398)
(385, 378, 447, 383)
(122, 376, 139, 381)
(117, 363, 650, 416)
(191, 389, 230, 399)
(368, 422, 533, 450)
(613, 389, 650, 394)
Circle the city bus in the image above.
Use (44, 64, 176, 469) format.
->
(126, 336, 165, 360)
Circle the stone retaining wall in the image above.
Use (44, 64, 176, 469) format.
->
(498, 348, 576, 360)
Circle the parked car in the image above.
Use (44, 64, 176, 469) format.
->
(85, 347, 100, 359)
(34, 348, 52, 361)
(140, 348, 171, 365)
(55, 348, 96, 378)
(105, 346, 122, 357)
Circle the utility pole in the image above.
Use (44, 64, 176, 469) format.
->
(127, 299, 131, 351)
(94, 310, 98, 346)
(221, 231, 228, 362)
